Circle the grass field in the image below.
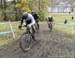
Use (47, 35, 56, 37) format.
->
(0, 13, 75, 46)
(51, 13, 75, 35)
(0, 22, 25, 46)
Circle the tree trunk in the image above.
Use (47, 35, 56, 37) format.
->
(14, 0, 18, 21)
(0, 0, 3, 9)
(3, 0, 7, 21)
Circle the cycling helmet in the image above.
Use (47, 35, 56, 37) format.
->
(31, 10, 36, 14)
(23, 12, 28, 19)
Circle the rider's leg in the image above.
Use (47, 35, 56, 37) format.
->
(26, 25, 36, 41)
(32, 25, 35, 34)
(36, 19, 39, 30)
(26, 25, 30, 33)
(50, 22, 52, 32)
(31, 25, 36, 41)
(37, 22, 39, 30)
(48, 23, 50, 28)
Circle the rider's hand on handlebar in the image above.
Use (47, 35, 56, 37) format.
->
(19, 25, 22, 29)
(23, 25, 27, 27)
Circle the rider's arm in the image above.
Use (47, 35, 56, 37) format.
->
(19, 16, 24, 29)
(20, 16, 24, 26)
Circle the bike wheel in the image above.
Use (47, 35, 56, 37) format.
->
(20, 33, 32, 52)
(48, 24, 52, 32)
(50, 24, 52, 32)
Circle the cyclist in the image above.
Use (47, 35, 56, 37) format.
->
(64, 19, 67, 24)
(31, 11, 40, 30)
(69, 11, 71, 14)
(72, 16, 74, 20)
(19, 12, 36, 41)
(47, 16, 54, 31)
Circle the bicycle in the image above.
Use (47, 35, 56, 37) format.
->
(48, 22, 53, 32)
(19, 25, 36, 52)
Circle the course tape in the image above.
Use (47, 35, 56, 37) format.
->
(0, 22, 17, 24)
(56, 23, 75, 26)
(0, 31, 15, 35)
(0, 21, 20, 35)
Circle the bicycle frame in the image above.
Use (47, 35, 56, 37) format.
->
(48, 22, 53, 32)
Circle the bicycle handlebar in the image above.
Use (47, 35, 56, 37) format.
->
(19, 25, 26, 30)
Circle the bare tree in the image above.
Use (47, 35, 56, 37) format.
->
(3, 0, 7, 20)
(0, 0, 3, 9)
(14, 0, 18, 21)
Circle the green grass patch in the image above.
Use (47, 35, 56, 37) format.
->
(0, 39, 13, 46)
(0, 22, 25, 46)
(0, 40, 9, 46)
(50, 13, 75, 35)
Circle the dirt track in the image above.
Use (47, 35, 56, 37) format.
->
(0, 24, 75, 58)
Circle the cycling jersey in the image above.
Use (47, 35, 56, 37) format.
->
(31, 12, 39, 23)
(48, 17, 53, 22)
(21, 13, 35, 27)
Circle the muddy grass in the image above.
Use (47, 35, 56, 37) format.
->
(0, 24, 75, 58)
